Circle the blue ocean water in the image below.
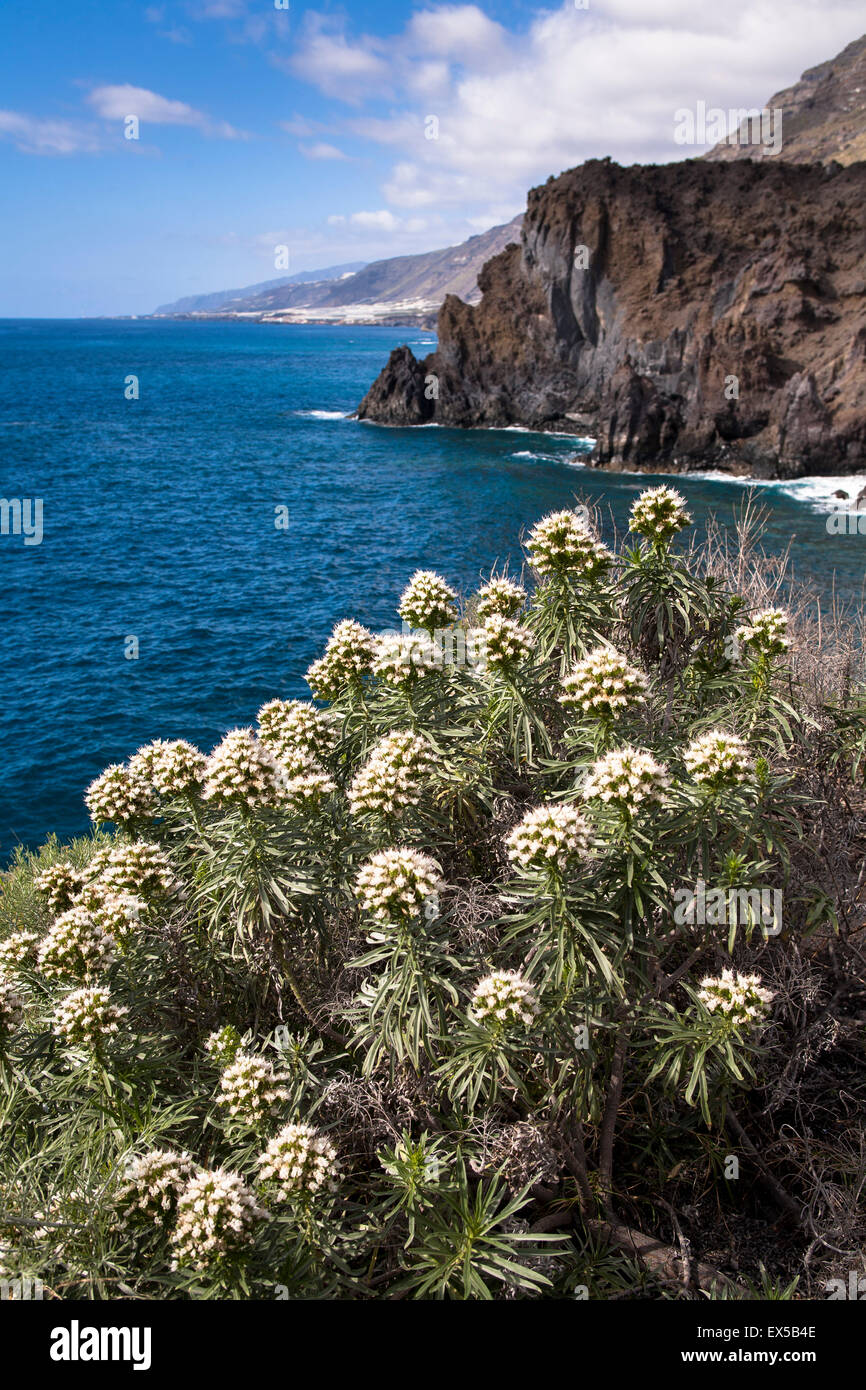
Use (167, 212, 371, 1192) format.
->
(2, 318, 864, 857)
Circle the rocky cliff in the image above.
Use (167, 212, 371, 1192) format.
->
(357, 155, 866, 477)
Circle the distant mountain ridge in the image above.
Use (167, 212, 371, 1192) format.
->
(153, 263, 366, 316)
(150, 217, 523, 326)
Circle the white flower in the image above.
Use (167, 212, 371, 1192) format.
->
(85, 764, 155, 825)
(629, 486, 692, 544)
(202, 728, 282, 809)
(734, 608, 790, 658)
(86, 841, 176, 899)
(257, 699, 339, 769)
(474, 576, 527, 622)
(348, 731, 436, 819)
(34, 862, 84, 913)
(217, 1052, 291, 1127)
(470, 971, 538, 1029)
(52, 986, 127, 1049)
(372, 632, 441, 686)
(170, 1169, 269, 1270)
(355, 848, 443, 924)
(305, 619, 377, 701)
(129, 739, 206, 796)
(506, 804, 591, 876)
(118, 1149, 197, 1224)
(583, 747, 669, 812)
(0, 931, 40, 972)
(479, 615, 534, 671)
(697, 968, 775, 1027)
(273, 761, 337, 813)
(257, 1123, 340, 1200)
(0, 977, 26, 1045)
(526, 509, 612, 580)
(560, 646, 648, 718)
(37, 906, 116, 980)
(683, 730, 752, 788)
(398, 570, 458, 631)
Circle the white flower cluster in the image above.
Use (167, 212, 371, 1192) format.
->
(118, 1149, 197, 1224)
(202, 728, 282, 809)
(34, 861, 84, 913)
(52, 986, 127, 1049)
(683, 730, 752, 788)
(129, 739, 206, 797)
(274, 765, 337, 814)
(734, 608, 790, 658)
(0, 930, 40, 971)
(560, 646, 648, 718)
(204, 1024, 242, 1067)
(257, 699, 339, 769)
(506, 803, 590, 875)
(88, 890, 143, 940)
(85, 764, 155, 825)
(697, 968, 775, 1027)
(526, 509, 612, 580)
(475, 576, 526, 621)
(470, 971, 538, 1029)
(372, 632, 440, 686)
(37, 906, 116, 980)
(583, 747, 669, 811)
(88, 841, 176, 899)
(397, 570, 458, 631)
(217, 1052, 291, 1127)
(355, 848, 443, 924)
(629, 486, 692, 544)
(170, 1168, 269, 1271)
(257, 1123, 340, 1200)
(0, 977, 26, 1044)
(348, 731, 435, 819)
(479, 615, 535, 671)
(305, 619, 377, 701)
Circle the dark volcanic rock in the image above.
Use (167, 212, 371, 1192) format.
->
(357, 157, 866, 478)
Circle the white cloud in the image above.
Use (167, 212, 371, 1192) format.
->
(87, 84, 246, 138)
(350, 210, 400, 231)
(0, 110, 103, 155)
(300, 141, 350, 160)
(286, 1, 866, 216)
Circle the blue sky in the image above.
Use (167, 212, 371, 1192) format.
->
(1, 0, 863, 315)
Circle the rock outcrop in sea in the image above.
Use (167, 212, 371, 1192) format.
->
(357, 155, 866, 477)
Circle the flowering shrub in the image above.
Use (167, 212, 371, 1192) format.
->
(0, 489, 861, 1302)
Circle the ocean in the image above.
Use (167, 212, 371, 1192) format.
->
(2, 318, 864, 858)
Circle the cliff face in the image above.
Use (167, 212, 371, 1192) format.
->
(357, 157, 866, 476)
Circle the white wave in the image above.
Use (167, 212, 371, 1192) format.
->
(294, 409, 347, 420)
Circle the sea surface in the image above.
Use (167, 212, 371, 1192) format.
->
(2, 318, 865, 858)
